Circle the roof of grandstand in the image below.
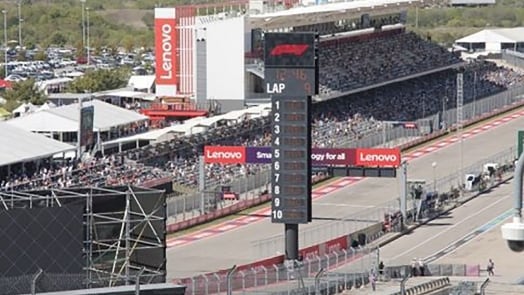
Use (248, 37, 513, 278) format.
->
(248, 0, 439, 29)
(7, 99, 148, 133)
(0, 122, 74, 166)
(455, 27, 524, 44)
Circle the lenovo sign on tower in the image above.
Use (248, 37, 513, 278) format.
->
(154, 8, 178, 96)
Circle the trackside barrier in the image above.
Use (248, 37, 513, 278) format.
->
(390, 277, 451, 295)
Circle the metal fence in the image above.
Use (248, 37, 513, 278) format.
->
(502, 49, 524, 69)
(167, 169, 271, 221)
(184, 247, 378, 295)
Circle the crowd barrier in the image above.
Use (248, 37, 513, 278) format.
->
(390, 277, 451, 295)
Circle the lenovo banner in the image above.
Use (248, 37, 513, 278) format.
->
(355, 148, 401, 167)
(204, 146, 246, 164)
(245, 147, 354, 165)
(154, 8, 177, 96)
(204, 146, 400, 167)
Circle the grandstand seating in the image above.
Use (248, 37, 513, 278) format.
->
(318, 30, 462, 95)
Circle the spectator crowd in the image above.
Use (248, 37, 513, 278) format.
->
(2, 30, 524, 193)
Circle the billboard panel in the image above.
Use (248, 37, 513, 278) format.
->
(246, 147, 355, 165)
(154, 8, 177, 96)
(80, 105, 94, 147)
(204, 146, 246, 164)
(355, 148, 401, 167)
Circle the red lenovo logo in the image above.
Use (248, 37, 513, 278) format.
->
(270, 44, 309, 56)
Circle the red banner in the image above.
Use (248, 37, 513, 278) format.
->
(154, 13, 177, 86)
(355, 148, 401, 167)
(204, 146, 246, 164)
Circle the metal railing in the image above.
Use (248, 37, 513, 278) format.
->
(502, 49, 524, 69)
(184, 247, 378, 295)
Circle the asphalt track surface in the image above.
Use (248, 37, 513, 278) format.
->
(167, 109, 524, 279)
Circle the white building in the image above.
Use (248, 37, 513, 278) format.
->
(454, 27, 524, 54)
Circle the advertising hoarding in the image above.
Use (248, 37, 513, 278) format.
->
(154, 8, 178, 96)
(203, 146, 246, 164)
(205, 146, 400, 167)
(246, 147, 355, 166)
(354, 148, 401, 167)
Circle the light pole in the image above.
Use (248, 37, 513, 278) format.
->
(86, 7, 90, 65)
(17, 1, 22, 47)
(2, 10, 7, 78)
(81, 0, 86, 53)
(432, 162, 437, 192)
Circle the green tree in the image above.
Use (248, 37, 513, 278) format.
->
(3, 79, 48, 108)
(67, 68, 130, 93)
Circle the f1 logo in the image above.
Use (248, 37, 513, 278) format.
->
(270, 44, 309, 57)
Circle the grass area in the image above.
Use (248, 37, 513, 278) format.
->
(167, 177, 341, 238)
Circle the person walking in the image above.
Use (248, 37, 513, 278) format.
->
(487, 259, 495, 276)
(369, 271, 377, 291)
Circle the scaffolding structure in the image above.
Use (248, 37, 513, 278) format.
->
(0, 185, 166, 294)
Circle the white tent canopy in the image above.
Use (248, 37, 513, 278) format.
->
(0, 122, 75, 166)
(6, 99, 149, 133)
(455, 29, 518, 44)
(47, 99, 149, 131)
(6, 111, 78, 132)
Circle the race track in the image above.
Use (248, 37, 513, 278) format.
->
(167, 109, 524, 279)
